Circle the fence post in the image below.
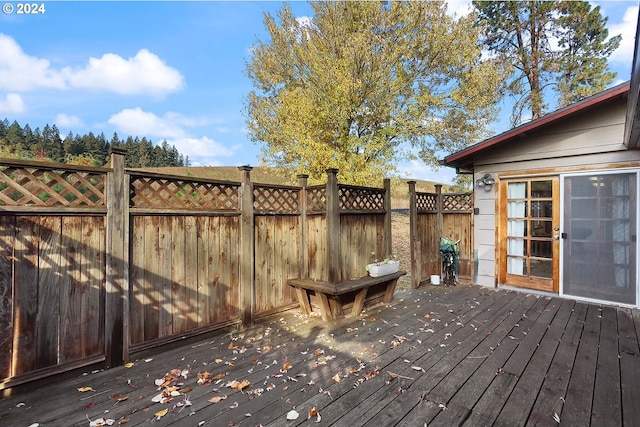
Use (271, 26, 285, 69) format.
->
(297, 174, 309, 279)
(105, 148, 128, 367)
(325, 169, 341, 283)
(238, 166, 255, 326)
(408, 181, 421, 288)
(435, 184, 443, 279)
(383, 178, 392, 257)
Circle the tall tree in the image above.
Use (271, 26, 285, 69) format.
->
(473, 0, 621, 126)
(245, 1, 505, 184)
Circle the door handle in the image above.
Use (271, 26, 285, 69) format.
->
(561, 232, 567, 239)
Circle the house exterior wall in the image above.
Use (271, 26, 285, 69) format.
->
(470, 98, 640, 289)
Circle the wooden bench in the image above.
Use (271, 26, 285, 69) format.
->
(288, 270, 407, 321)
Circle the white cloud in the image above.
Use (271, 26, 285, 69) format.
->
(108, 107, 239, 165)
(446, 0, 473, 17)
(397, 159, 457, 185)
(0, 33, 183, 96)
(108, 108, 189, 138)
(0, 34, 66, 91)
(0, 93, 25, 113)
(608, 6, 639, 65)
(55, 113, 83, 128)
(167, 136, 239, 166)
(63, 49, 184, 96)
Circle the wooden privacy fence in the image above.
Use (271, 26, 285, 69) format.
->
(0, 152, 394, 392)
(408, 182, 474, 288)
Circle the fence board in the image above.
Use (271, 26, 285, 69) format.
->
(60, 216, 83, 363)
(13, 217, 39, 375)
(0, 215, 13, 378)
(221, 216, 240, 320)
(143, 216, 160, 341)
(184, 216, 198, 329)
(171, 216, 187, 333)
(36, 216, 61, 368)
(207, 217, 221, 324)
(307, 215, 327, 281)
(130, 217, 145, 346)
(197, 217, 211, 325)
(158, 216, 172, 338)
(82, 216, 105, 357)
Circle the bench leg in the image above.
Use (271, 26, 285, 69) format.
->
(294, 287, 312, 315)
(329, 297, 343, 319)
(317, 292, 333, 321)
(383, 279, 399, 303)
(351, 288, 368, 317)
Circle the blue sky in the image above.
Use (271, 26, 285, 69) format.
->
(1, 1, 638, 184)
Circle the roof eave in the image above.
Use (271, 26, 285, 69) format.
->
(443, 82, 631, 170)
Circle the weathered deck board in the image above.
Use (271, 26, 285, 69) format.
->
(0, 284, 638, 427)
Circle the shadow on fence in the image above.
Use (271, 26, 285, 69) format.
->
(0, 152, 396, 393)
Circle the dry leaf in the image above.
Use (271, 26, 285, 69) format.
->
(154, 408, 168, 419)
(118, 419, 129, 425)
(332, 373, 341, 383)
(228, 341, 238, 349)
(124, 362, 135, 368)
(77, 387, 95, 392)
(286, 410, 300, 420)
(208, 395, 228, 403)
(227, 379, 250, 390)
(308, 407, 318, 418)
(411, 366, 424, 372)
(281, 361, 292, 372)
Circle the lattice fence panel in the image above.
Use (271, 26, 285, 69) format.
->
(338, 186, 385, 211)
(443, 193, 473, 212)
(254, 186, 299, 213)
(416, 193, 437, 212)
(130, 176, 239, 210)
(306, 187, 326, 212)
(0, 166, 106, 207)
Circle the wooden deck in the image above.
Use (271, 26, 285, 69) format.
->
(1, 284, 639, 426)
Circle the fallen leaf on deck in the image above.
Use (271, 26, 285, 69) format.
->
(118, 418, 129, 425)
(286, 410, 300, 420)
(553, 412, 561, 423)
(208, 394, 228, 403)
(281, 361, 293, 372)
(227, 379, 250, 390)
(154, 408, 168, 419)
(124, 362, 135, 368)
(77, 387, 95, 392)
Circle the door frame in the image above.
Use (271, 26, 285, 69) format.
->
(498, 176, 560, 293)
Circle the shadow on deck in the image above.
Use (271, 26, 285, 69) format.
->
(1, 283, 639, 426)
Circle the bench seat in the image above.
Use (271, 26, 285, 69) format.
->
(288, 270, 407, 321)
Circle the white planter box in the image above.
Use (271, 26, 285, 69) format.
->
(367, 260, 400, 277)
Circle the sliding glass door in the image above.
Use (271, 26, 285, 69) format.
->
(562, 172, 637, 305)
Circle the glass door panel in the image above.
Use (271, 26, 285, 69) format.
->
(563, 173, 637, 305)
(501, 177, 559, 292)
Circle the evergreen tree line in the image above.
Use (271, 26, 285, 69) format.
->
(0, 118, 190, 168)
